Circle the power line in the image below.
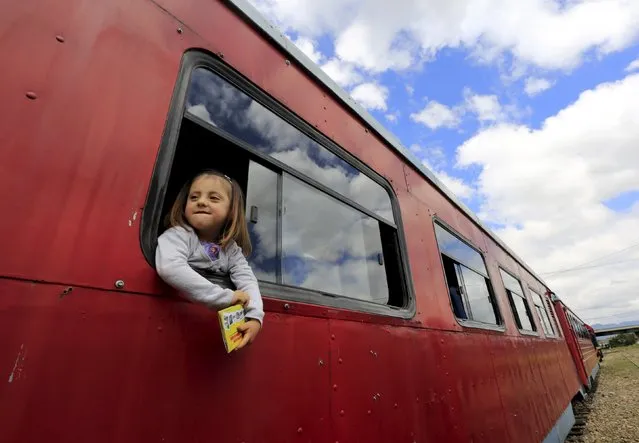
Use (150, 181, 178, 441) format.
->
(572, 241, 639, 267)
(541, 258, 639, 276)
(540, 242, 639, 276)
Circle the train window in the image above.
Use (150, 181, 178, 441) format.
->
(499, 269, 536, 332)
(544, 297, 561, 337)
(434, 223, 501, 326)
(141, 53, 413, 316)
(531, 290, 554, 336)
(186, 68, 394, 224)
(245, 161, 279, 283)
(569, 314, 579, 337)
(579, 322, 587, 339)
(567, 312, 587, 339)
(280, 174, 390, 303)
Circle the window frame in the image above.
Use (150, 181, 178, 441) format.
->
(140, 50, 415, 319)
(570, 313, 588, 340)
(544, 296, 562, 338)
(433, 218, 505, 332)
(498, 267, 538, 335)
(528, 286, 559, 339)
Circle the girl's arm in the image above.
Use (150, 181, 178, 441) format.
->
(155, 227, 235, 309)
(227, 242, 265, 325)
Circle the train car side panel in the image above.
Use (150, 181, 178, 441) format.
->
(0, 279, 332, 443)
(553, 302, 589, 387)
(0, 0, 198, 293)
(578, 337, 599, 380)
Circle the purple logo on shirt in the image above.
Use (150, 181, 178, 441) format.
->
(201, 241, 220, 261)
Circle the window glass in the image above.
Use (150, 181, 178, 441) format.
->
(186, 68, 393, 222)
(501, 270, 523, 295)
(436, 223, 500, 326)
(512, 295, 534, 331)
(500, 269, 535, 332)
(245, 161, 278, 283)
(434, 224, 487, 276)
(459, 266, 498, 324)
(531, 291, 553, 335)
(568, 313, 584, 338)
(280, 174, 389, 303)
(535, 305, 550, 335)
(545, 298, 559, 336)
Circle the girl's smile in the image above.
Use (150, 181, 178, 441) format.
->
(184, 175, 232, 240)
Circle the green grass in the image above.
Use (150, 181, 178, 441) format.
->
(602, 344, 639, 377)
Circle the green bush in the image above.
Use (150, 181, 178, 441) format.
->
(609, 333, 638, 347)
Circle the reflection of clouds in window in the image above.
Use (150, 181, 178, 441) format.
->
(245, 162, 278, 282)
(500, 269, 533, 330)
(434, 224, 487, 276)
(512, 295, 533, 330)
(186, 68, 392, 222)
(281, 174, 388, 303)
(459, 267, 497, 324)
(532, 292, 553, 334)
(271, 149, 393, 222)
(243, 101, 317, 155)
(283, 258, 389, 304)
(500, 270, 523, 295)
(187, 104, 217, 127)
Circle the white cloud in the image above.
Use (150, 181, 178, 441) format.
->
(464, 90, 503, 122)
(291, 36, 324, 64)
(350, 82, 389, 111)
(436, 171, 475, 199)
(411, 100, 461, 130)
(320, 58, 362, 87)
(424, 146, 447, 169)
(385, 111, 400, 122)
(411, 91, 505, 130)
(251, 0, 639, 73)
(524, 77, 554, 96)
(412, 145, 474, 200)
(625, 57, 639, 73)
(406, 85, 415, 96)
(334, 20, 414, 73)
(456, 73, 639, 323)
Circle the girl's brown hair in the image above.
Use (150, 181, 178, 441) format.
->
(166, 170, 252, 256)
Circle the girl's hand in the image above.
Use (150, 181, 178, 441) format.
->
(230, 290, 250, 307)
(235, 320, 261, 351)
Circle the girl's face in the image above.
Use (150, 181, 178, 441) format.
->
(184, 175, 232, 239)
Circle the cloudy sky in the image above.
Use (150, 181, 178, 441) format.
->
(248, 0, 639, 326)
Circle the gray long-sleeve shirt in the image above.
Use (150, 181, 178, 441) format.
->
(155, 226, 264, 324)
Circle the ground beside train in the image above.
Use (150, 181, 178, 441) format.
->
(579, 343, 639, 443)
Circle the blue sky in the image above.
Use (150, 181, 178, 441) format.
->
(249, 0, 639, 326)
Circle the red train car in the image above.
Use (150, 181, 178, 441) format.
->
(552, 296, 600, 391)
(0, 0, 597, 442)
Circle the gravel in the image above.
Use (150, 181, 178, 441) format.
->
(580, 343, 639, 443)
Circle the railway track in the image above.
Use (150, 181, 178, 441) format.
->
(565, 377, 599, 443)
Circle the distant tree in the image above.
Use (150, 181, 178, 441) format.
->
(609, 333, 638, 347)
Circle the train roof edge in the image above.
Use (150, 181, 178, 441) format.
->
(226, 0, 551, 290)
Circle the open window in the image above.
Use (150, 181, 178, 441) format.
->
(434, 222, 502, 327)
(141, 52, 413, 316)
(500, 269, 536, 333)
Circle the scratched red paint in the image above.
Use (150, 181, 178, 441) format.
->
(7, 344, 27, 384)
(0, 0, 597, 442)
